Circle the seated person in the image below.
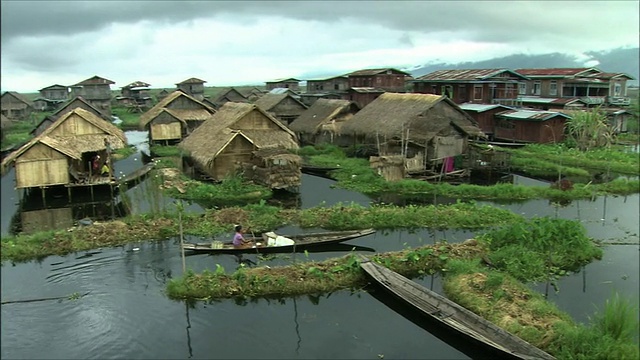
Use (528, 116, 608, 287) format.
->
(101, 163, 110, 177)
(232, 225, 253, 249)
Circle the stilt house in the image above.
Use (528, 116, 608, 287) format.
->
(340, 93, 485, 178)
(254, 93, 308, 126)
(180, 102, 300, 189)
(139, 91, 216, 145)
(1, 107, 127, 189)
(31, 96, 112, 137)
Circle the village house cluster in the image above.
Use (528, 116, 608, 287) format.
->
(0, 66, 635, 197)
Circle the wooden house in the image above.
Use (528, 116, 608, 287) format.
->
(180, 102, 300, 188)
(156, 89, 170, 102)
(494, 109, 571, 143)
(345, 68, 411, 92)
(118, 81, 153, 109)
(1, 114, 11, 142)
(603, 108, 634, 133)
(342, 87, 385, 109)
(243, 87, 266, 102)
(411, 69, 529, 106)
(69, 76, 115, 117)
(265, 78, 301, 91)
(139, 91, 216, 145)
(209, 87, 249, 109)
(305, 75, 349, 94)
(1, 91, 34, 121)
(31, 96, 112, 137)
(34, 84, 69, 111)
(458, 103, 514, 139)
(518, 96, 591, 111)
(176, 78, 206, 101)
(1, 107, 127, 189)
(289, 99, 360, 146)
(254, 93, 308, 126)
(340, 93, 485, 175)
(514, 68, 635, 106)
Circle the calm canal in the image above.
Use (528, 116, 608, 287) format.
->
(1, 135, 638, 358)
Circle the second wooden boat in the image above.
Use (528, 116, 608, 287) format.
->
(359, 256, 555, 360)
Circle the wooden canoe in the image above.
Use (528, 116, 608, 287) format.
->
(182, 228, 376, 254)
(359, 256, 556, 360)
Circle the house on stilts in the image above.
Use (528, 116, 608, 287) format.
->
(340, 93, 485, 181)
(139, 91, 216, 145)
(1, 107, 127, 202)
(179, 102, 301, 191)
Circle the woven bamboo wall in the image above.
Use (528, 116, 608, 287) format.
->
(370, 155, 405, 182)
(48, 113, 104, 136)
(151, 122, 181, 140)
(15, 143, 69, 188)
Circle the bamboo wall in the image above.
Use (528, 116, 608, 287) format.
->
(48, 113, 104, 136)
(235, 110, 281, 130)
(209, 137, 254, 180)
(21, 208, 73, 234)
(15, 143, 69, 188)
(150, 113, 182, 141)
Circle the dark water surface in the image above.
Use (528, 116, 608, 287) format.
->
(1, 134, 638, 358)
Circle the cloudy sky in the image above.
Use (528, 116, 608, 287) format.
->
(1, 1, 638, 93)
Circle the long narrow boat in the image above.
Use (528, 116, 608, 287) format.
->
(359, 256, 556, 360)
(182, 228, 376, 254)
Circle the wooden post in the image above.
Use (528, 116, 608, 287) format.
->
(90, 184, 94, 202)
(41, 187, 46, 207)
(68, 186, 72, 203)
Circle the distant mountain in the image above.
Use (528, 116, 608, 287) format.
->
(406, 47, 639, 85)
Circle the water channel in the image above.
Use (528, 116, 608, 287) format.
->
(1, 132, 638, 359)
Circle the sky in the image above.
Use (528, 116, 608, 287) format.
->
(1, 1, 639, 93)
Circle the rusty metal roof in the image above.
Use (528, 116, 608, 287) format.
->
(349, 87, 386, 93)
(266, 78, 301, 83)
(415, 69, 527, 81)
(496, 109, 571, 121)
(176, 77, 206, 85)
(73, 75, 115, 86)
(514, 68, 598, 77)
(345, 68, 411, 76)
(123, 81, 151, 89)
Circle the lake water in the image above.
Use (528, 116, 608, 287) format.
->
(1, 133, 638, 359)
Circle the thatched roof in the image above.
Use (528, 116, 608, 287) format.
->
(254, 93, 307, 112)
(182, 127, 254, 169)
(180, 102, 298, 165)
(1, 91, 33, 106)
(289, 99, 359, 134)
(176, 77, 206, 85)
(139, 91, 215, 128)
(252, 147, 302, 165)
(212, 87, 249, 104)
(49, 96, 111, 121)
(340, 93, 485, 141)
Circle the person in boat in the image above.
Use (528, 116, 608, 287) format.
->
(232, 225, 253, 249)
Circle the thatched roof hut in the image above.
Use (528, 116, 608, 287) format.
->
(253, 93, 308, 125)
(139, 91, 216, 143)
(341, 93, 485, 165)
(1, 107, 127, 187)
(180, 102, 299, 184)
(32, 96, 111, 136)
(289, 99, 359, 134)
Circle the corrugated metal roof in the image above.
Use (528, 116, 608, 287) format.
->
(349, 87, 386, 93)
(73, 76, 115, 86)
(268, 88, 298, 95)
(346, 68, 411, 76)
(266, 78, 300, 83)
(176, 77, 206, 85)
(306, 75, 348, 82)
(416, 69, 526, 81)
(497, 109, 570, 121)
(459, 103, 513, 112)
(515, 68, 596, 77)
(123, 81, 151, 89)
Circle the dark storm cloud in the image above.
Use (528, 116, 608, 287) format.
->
(3, 1, 634, 45)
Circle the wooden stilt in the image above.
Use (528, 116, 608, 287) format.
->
(68, 186, 72, 203)
(90, 184, 94, 202)
(41, 187, 46, 207)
